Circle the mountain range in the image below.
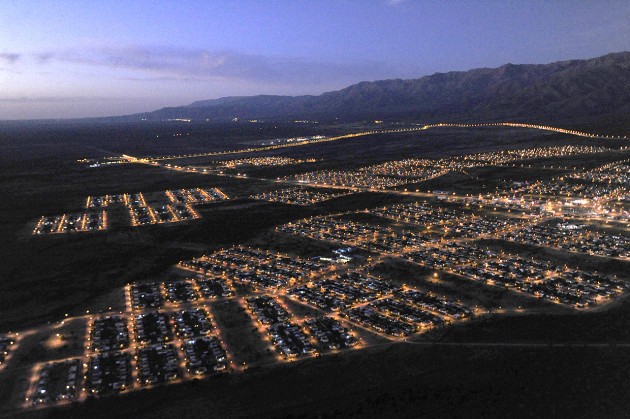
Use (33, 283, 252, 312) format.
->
(121, 51, 630, 123)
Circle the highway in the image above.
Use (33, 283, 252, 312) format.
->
(119, 121, 628, 163)
(423, 122, 628, 140)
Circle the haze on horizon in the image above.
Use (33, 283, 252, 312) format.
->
(1, 0, 630, 120)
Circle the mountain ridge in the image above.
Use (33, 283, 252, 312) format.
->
(119, 51, 630, 123)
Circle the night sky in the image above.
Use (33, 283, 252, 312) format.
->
(1, 0, 629, 119)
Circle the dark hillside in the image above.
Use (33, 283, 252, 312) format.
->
(118, 52, 630, 123)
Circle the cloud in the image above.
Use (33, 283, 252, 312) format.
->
(34, 52, 54, 63)
(0, 53, 20, 64)
(30, 45, 397, 88)
(0, 96, 114, 104)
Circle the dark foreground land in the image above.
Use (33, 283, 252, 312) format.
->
(8, 344, 628, 419)
(1, 119, 630, 418)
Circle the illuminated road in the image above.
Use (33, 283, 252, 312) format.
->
(402, 340, 630, 348)
(423, 122, 628, 140)
(118, 121, 627, 163)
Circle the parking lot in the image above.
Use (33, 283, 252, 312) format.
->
(360, 158, 449, 178)
(86, 194, 125, 208)
(464, 195, 547, 217)
(370, 202, 527, 238)
(303, 317, 358, 351)
(218, 156, 307, 169)
(526, 180, 627, 200)
(268, 322, 318, 359)
(369, 298, 444, 330)
(568, 160, 630, 186)
(287, 273, 386, 312)
(33, 211, 106, 235)
(136, 344, 180, 386)
(89, 316, 130, 352)
(251, 187, 354, 206)
(182, 336, 229, 375)
(173, 308, 214, 338)
(394, 289, 473, 320)
(405, 241, 495, 270)
(341, 307, 415, 337)
(283, 268, 473, 339)
(165, 187, 228, 204)
(29, 359, 81, 405)
(283, 145, 607, 192)
(278, 215, 436, 254)
(164, 280, 198, 304)
(246, 296, 290, 325)
(33, 186, 224, 236)
(277, 216, 392, 248)
(133, 312, 173, 346)
(130, 283, 164, 310)
(243, 295, 318, 360)
(123, 192, 157, 226)
(452, 253, 629, 308)
(289, 169, 409, 189)
(195, 277, 235, 299)
(179, 246, 330, 290)
(85, 351, 133, 394)
(500, 222, 630, 259)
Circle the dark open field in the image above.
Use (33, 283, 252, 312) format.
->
(12, 343, 630, 419)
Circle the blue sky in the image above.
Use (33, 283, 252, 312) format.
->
(1, 0, 629, 119)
